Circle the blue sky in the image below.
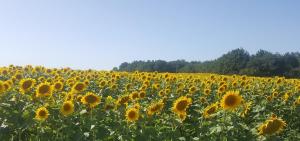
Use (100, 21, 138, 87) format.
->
(0, 0, 299, 70)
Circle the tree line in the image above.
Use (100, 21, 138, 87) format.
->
(115, 48, 300, 78)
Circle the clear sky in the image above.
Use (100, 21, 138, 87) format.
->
(0, 0, 299, 70)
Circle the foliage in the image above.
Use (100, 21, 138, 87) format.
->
(117, 48, 300, 78)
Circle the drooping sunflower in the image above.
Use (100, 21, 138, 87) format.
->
(240, 101, 252, 117)
(203, 103, 218, 118)
(116, 95, 130, 106)
(258, 115, 287, 135)
(36, 82, 53, 97)
(35, 107, 49, 121)
(220, 91, 243, 110)
(104, 97, 115, 111)
(125, 107, 139, 122)
(172, 96, 192, 115)
(19, 78, 35, 94)
(81, 92, 101, 108)
(147, 100, 164, 116)
(60, 101, 74, 116)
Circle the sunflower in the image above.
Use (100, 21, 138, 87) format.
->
(116, 95, 130, 106)
(258, 115, 286, 135)
(218, 86, 226, 93)
(81, 92, 101, 108)
(130, 91, 139, 100)
(1, 69, 8, 75)
(147, 100, 164, 116)
(64, 92, 75, 101)
(106, 96, 114, 102)
(283, 92, 290, 102)
(240, 102, 252, 117)
(199, 96, 207, 103)
(172, 96, 192, 115)
(189, 86, 197, 94)
(125, 108, 139, 122)
(72, 82, 86, 93)
(220, 91, 243, 110)
(158, 90, 165, 97)
(139, 91, 146, 98)
(60, 101, 74, 116)
(99, 80, 107, 88)
(110, 84, 117, 90)
(53, 81, 64, 91)
(152, 83, 160, 90)
(35, 107, 49, 121)
(178, 112, 187, 121)
(14, 73, 23, 80)
(203, 103, 218, 118)
(3, 81, 11, 91)
(204, 88, 211, 95)
(36, 82, 53, 97)
(76, 94, 83, 102)
(19, 78, 35, 94)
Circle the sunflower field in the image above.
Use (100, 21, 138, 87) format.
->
(0, 65, 299, 141)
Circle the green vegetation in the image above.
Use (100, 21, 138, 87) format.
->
(116, 48, 300, 78)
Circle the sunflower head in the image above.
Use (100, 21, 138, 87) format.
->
(130, 91, 139, 100)
(176, 112, 187, 122)
(72, 82, 86, 92)
(3, 81, 11, 91)
(35, 107, 49, 121)
(172, 96, 192, 115)
(36, 82, 53, 97)
(189, 86, 197, 94)
(99, 80, 107, 88)
(19, 78, 35, 94)
(204, 88, 211, 95)
(53, 81, 64, 91)
(220, 91, 243, 110)
(218, 86, 226, 93)
(125, 108, 139, 122)
(60, 101, 74, 116)
(203, 103, 218, 118)
(139, 91, 146, 98)
(81, 92, 101, 108)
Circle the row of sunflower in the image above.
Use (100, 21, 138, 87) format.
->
(0, 65, 299, 140)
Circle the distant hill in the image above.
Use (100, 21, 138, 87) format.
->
(115, 48, 300, 78)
